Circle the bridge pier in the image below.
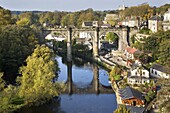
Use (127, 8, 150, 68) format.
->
(67, 62, 73, 95)
(93, 27, 99, 58)
(67, 27, 72, 62)
(118, 27, 128, 51)
(92, 64, 99, 94)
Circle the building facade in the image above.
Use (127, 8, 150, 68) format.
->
(148, 16, 163, 32)
(150, 64, 170, 79)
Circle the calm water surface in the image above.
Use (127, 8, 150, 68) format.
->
(19, 56, 117, 113)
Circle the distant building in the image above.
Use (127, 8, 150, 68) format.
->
(164, 8, 170, 22)
(120, 18, 140, 28)
(119, 86, 145, 106)
(82, 21, 93, 28)
(150, 64, 170, 79)
(104, 14, 119, 21)
(103, 14, 119, 25)
(82, 21, 99, 28)
(79, 32, 92, 39)
(162, 8, 170, 31)
(101, 24, 111, 28)
(148, 16, 163, 32)
(118, 3, 128, 11)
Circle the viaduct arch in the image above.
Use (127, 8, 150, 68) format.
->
(43, 27, 133, 62)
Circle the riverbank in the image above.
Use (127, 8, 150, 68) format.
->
(96, 56, 122, 106)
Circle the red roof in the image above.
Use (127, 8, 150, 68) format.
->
(125, 47, 138, 54)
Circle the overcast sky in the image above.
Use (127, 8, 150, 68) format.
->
(0, 0, 169, 11)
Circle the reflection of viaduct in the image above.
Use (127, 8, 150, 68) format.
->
(64, 62, 114, 95)
(43, 27, 138, 62)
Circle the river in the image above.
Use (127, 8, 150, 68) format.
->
(19, 56, 117, 113)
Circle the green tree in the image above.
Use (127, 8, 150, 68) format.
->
(0, 72, 5, 91)
(110, 66, 121, 81)
(0, 25, 38, 82)
(0, 85, 24, 113)
(121, 4, 152, 20)
(0, 6, 11, 26)
(106, 32, 118, 43)
(158, 39, 170, 68)
(114, 105, 130, 113)
(18, 45, 61, 106)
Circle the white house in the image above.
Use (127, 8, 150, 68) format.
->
(150, 64, 170, 79)
(121, 18, 139, 28)
(148, 16, 163, 32)
(164, 8, 170, 22)
(163, 8, 170, 31)
(79, 32, 92, 39)
(128, 66, 150, 85)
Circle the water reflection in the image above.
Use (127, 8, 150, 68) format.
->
(63, 59, 112, 95)
(18, 56, 117, 113)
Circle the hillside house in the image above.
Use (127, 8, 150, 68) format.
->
(150, 64, 170, 79)
(128, 66, 150, 85)
(148, 16, 163, 32)
(162, 8, 170, 31)
(119, 86, 145, 106)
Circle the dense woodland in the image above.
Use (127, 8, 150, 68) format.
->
(0, 4, 170, 112)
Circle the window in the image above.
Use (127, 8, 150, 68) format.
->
(143, 72, 145, 75)
(155, 71, 157, 75)
(135, 72, 137, 75)
(151, 69, 154, 73)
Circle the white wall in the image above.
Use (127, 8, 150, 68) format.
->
(131, 68, 149, 78)
(148, 20, 158, 32)
(79, 32, 92, 39)
(150, 68, 170, 79)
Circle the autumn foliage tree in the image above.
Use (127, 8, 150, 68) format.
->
(18, 45, 62, 106)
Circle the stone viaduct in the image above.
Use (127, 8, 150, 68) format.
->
(43, 27, 138, 62)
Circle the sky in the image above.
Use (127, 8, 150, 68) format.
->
(0, 0, 169, 12)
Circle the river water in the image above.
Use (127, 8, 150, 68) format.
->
(19, 56, 117, 113)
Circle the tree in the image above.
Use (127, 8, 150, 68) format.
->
(0, 72, 5, 91)
(121, 4, 152, 20)
(114, 105, 130, 113)
(0, 6, 11, 26)
(18, 45, 62, 106)
(110, 66, 121, 81)
(106, 32, 118, 43)
(0, 25, 38, 82)
(158, 39, 170, 68)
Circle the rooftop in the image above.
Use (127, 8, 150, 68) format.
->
(149, 16, 163, 21)
(126, 106, 145, 113)
(118, 86, 144, 100)
(83, 22, 93, 27)
(125, 47, 138, 54)
(151, 63, 170, 74)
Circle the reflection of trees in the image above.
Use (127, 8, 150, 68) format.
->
(19, 97, 66, 113)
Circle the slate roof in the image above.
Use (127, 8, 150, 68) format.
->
(151, 64, 170, 74)
(101, 24, 111, 28)
(126, 106, 145, 113)
(118, 86, 144, 100)
(149, 16, 163, 21)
